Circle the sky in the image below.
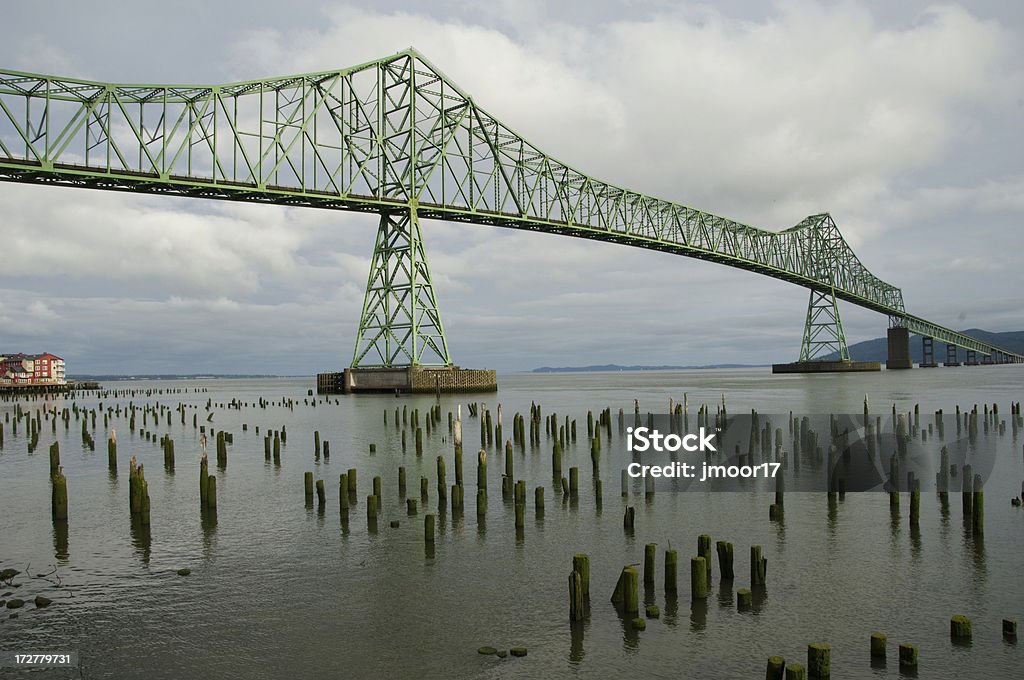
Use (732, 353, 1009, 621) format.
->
(1, 1, 1022, 374)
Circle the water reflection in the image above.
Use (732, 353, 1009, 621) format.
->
(129, 517, 151, 565)
(690, 598, 708, 631)
(52, 519, 69, 561)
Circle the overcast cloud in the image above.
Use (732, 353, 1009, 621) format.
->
(1, 1, 1022, 374)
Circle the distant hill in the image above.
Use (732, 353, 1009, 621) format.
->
(532, 363, 760, 373)
(824, 329, 1024, 362)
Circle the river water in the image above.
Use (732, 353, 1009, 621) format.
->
(1, 367, 1022, 679)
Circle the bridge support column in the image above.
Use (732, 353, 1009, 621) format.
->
(886, 327, 913, 369)
(965, 350, 978, 366)
(944, 344, 960, 367)
(352, 207, 452, 368)
(920, 337, 937, 367)
(772, 289, 880, 373)
(799, 288, 850, 361)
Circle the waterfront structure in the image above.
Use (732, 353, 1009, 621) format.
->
(0, 352, 66, 386)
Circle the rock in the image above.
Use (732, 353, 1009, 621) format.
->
(510, 647, 528, 657)
(177, 568, 191, 576)
(34, 595, 52, 608)
(0, 569, 19, 581)
(6, 598, 24, 609)
(495, 650, 508, 658)
(477, 646, 497, 655)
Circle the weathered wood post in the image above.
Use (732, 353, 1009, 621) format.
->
(339, 473, 350, 510)
(898, 643, 918, 670)
(751, 545, 767, 587)
(108, 430, 117, 471)
(644, 543, 657, 587)
(206, 474, 217, 509)
(304, 471, 314, 504)
(717, 541, 735, 580)
(691, 556, 708, 598)
(664, 549, 678, 593)
(766, 656, 785, 680)
(51, 466, 68, 521)
(49, 441, 60, 478)
(611, 565, 640, 614)
(477, 449, 487, 493)
(870, 632, 886, 659)
(698, 534, 712, 582)
(316, 479, 325, 507)
(807, 643, 830, 678)
(972, 474, 984, 533)
(950, 615, 972, 642)
(569, 569, 585, 621)
(424, 513, 435, 544)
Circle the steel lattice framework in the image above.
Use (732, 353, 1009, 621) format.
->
(0, 49, 1019, 364)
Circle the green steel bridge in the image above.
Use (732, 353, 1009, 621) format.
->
(0, 49, 1019, 369)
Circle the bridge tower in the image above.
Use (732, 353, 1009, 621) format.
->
(351, 207, 451, 368)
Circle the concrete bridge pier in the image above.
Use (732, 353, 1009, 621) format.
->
(886, 327, 913, 369)
(965, 350, 978, 366)
(920, 336, 938, 368)
(944, 344, 961, 367)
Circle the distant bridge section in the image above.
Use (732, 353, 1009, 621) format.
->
(0, 49, 1019, 369)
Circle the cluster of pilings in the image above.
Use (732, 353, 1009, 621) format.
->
(4, 384, 1022, 673)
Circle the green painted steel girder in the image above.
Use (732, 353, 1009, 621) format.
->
(0, 49, 1020, 363)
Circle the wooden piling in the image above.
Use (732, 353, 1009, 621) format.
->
(572, 554, 590, 597)
(898, 643, 918, 669)
(784, 665, 806, 680)
(698, 534, 712, 582)
(664, 549, 678, 593)
(623, 506, 635, 530)
(316, 479, 325, 507)
(569, 569, 585, 621)
(340, 473, 350, 509)
(49, 441, 60, 478)
(643, 543, 657, 587)
(737, 588, 752, 610)
(766, 656, 785, 680)
(207, 475, 217, 509)
(691, 556, 708, 599)
(972, 474, 984, 533)
(870, 632, 886, 659)
(751, 545, 767, 587)
(610, 566, 640, 614)
(950, 615, 972, 641)
(717, 541, 735, 580)
(477, 449, 488, 492)
(806, 643, 830, 678)
(304, 471, 314, 502)
(51, 467, 68, 521)
(424, 513, 435, 543)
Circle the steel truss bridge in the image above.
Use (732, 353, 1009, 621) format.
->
(0, 49, 1019, 368)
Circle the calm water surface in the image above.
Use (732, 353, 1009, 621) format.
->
(1, 368, 1022, 679)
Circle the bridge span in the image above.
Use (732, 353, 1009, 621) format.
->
(0, 49, 1019, 387)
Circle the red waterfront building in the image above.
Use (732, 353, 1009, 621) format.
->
(0, 352, 67, 386)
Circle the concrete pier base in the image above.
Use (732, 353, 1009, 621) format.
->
(772, 360, 881, 374)
(886, 327, 913, 369)
(317, 366, 497, 394)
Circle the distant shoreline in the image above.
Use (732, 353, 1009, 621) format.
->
(532, 364, 764, 373)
